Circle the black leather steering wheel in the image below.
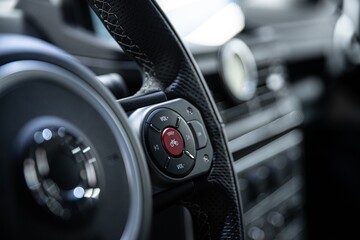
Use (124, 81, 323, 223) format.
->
(0, 0, 243, 239)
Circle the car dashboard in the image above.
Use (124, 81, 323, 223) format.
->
(1, 0, 357, 239)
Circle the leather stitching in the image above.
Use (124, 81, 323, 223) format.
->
(92, 0, 157, 79)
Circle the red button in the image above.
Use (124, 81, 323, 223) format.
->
(161, 127, 184, 157)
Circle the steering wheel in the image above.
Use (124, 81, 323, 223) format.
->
(0, 0, 243, 239)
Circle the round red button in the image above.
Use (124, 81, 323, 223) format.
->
(161, 127, 184, 157)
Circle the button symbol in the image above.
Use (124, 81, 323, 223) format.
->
(159, 116, 169, 122)
(167, 131, 175, 136)
(170, 139, 179, 148)
(197, 131, 202, 137)
(176, 163, 185, 170)
(153, 144, 160, 151)
(186, 134, 191, 141)
(161, 127, 184, 158)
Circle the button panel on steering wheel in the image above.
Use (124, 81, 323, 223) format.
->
(146, 109, 196, 177)
(129, 98, 213, 182)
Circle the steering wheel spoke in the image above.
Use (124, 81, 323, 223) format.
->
(87, 0, 244, 238)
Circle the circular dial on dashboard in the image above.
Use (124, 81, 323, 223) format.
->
(23, 126, 100, 220)
(220, 38, 258, 102)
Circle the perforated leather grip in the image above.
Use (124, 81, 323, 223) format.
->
(87, 0, 244, 239)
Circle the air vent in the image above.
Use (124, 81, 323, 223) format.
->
(256, 64, 283, 108)
(206, 63, 288, 124)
